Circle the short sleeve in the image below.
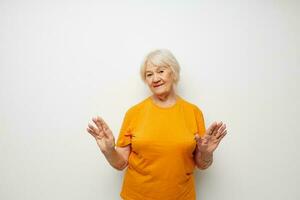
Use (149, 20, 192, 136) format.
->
(116, 109, 133, 147)
(194, 106, 206, 137)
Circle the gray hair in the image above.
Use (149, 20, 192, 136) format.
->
(140, 49, 181, 84)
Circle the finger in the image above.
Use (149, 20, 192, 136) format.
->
(206, 121, 218, 136)
(88, 123, 98, 133)
(88, 123, 104, 138)
(217, 130, 227, 140)
(98, 116, 113, 137)
(92, 117, 104, 131)
(218, 123, 226, 133)
(194, 133, 200, 140)
(87, 127, 99, 138)
(93, 117, 109, 138)
(215, 123, 226, 138)
(98, 117, 109, 131)
(194, 134, 203, 144)
(88, 127, 104, 140)
(212, 121, 223, 136)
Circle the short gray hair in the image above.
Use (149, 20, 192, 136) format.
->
(140, 49, 181, 84)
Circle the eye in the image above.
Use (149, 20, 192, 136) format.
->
(146, 73, 153, 77)
(159, 70, 164, 73)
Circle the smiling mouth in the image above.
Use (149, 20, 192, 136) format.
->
(153, 83, 164, 88)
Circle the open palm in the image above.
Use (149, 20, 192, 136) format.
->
(87, 116, 115, 154)
(195, 121, 227, 154)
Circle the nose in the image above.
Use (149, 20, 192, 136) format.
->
(152, 74, 161, 83)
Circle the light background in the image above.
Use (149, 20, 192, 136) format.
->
(0, 0, 299, 199)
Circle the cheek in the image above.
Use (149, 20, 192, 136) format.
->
(145, 78, 151, 85)
(146, 80, 155, 90)
(165, 72, 174, 83)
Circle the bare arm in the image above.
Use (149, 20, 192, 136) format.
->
(87, 116, 131, 171)
(101, 145, 131, 171)
(194, 121, 227, 170)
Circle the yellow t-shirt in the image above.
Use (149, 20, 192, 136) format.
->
(116, 96, 206, 200)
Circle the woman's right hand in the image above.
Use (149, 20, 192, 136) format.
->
(87, 116, 116, 154)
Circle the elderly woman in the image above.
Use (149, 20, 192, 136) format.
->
(87, 49, 227, 200)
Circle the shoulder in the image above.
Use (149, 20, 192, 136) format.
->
(178, 96, 206, 133)
(179, 96, 204, 114)
(124, 97, 150, 117)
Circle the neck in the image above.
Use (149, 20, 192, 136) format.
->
(151, 89, 177, 106)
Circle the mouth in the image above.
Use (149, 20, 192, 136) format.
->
(153, 83, 164, 88)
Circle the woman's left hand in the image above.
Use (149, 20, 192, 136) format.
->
(195, 121, 227, 154)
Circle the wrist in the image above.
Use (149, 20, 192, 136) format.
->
(97, 141, 115, 155)
(102, 147, 116, 156)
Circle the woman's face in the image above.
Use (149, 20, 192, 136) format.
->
(145, 64, 175, 96)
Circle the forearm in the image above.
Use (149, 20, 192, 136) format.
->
(102, 148, 128, 170)
(194, 150, 213, 170)
(98, 143, 128, 170)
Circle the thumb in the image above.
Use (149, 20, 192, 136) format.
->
(194, 134, 202, 143)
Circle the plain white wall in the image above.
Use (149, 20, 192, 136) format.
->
(0, 0, 299, 199)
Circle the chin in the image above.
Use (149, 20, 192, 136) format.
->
(152, 90, 170, 96)
(150, 85, 172, 96)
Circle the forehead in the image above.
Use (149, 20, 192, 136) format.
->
(145, 64, 168, 72)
